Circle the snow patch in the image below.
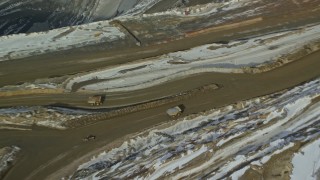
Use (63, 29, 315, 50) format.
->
(291, 138, 320, 180)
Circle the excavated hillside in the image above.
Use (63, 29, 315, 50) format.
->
(0, 0, 238, 36)
(0, 0, 138, 35)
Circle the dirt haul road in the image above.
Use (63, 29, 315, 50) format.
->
(0, 49, 320, 180)
(1, 49, 320, 109)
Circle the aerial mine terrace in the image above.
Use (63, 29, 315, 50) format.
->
(0, 0, 320, 179)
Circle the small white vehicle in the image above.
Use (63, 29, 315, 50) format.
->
(166, 105, 185, 118)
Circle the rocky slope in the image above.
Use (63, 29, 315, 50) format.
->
(0, 0, 245, 36)
(0, 0, 139, 36)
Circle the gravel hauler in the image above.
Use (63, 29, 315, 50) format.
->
(87, 95, 104, 106)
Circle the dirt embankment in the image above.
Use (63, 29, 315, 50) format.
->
(240, 139, 317, 180)
(0, 89, 64, 97)
(243, 42, 320, 74)
(63, 84, 219, 128)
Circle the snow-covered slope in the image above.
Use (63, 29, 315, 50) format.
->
(0, 21, 125, 61)
(291, 139, 320, 180)
(1, 0, 218, 36)
(71, 78, 320, 179)
(0, 146, 20, 178)
(0, 0, 267, 63)
(0, 0, 154, 36)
